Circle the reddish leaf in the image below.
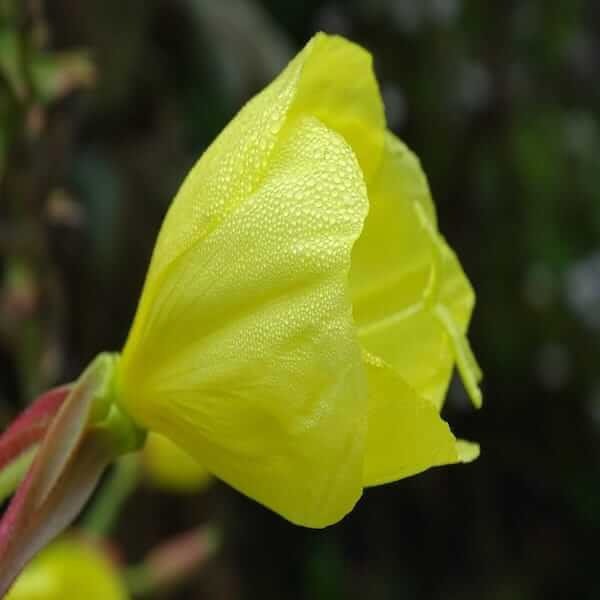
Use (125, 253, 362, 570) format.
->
(0, 363, 112, 596)
(0, 434, 109, 595)
(0, 386, 70, 474)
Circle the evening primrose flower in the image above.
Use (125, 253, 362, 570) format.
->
(114, 32, 481, 527)
(142, 433, 212, 493)
(6, 537, 127, 600)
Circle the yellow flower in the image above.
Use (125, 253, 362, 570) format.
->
(6, 537, 127, 600)
(116, 33, 481, 527)
(142, 433, 212, 493)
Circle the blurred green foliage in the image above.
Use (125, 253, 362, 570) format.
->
(1, 0, 600, 598)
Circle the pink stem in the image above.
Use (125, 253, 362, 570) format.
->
(147, 527, 215, 585)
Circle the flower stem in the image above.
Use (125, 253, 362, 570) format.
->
(82, 453, 141, 537)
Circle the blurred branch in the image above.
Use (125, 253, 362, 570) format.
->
(125, 525, 220, 598)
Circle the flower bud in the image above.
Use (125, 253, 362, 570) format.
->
(6, 537, 127, 600)
(142, 433, 212, 493)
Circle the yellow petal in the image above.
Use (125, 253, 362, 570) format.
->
(6, 537, 127, 600)
(288, 33, 385, 180)
(362, 351, 463, 487)
(118, 33, 386, 527)
(119, 112, 369, 527)
(350, 132, 481, 410)
(456, 439, 480, 463)
(142, 433, 212, 493)
(132, 32, 383, 296)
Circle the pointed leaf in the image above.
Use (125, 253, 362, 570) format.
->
(0, 433, 110, 596)
(0, 386, 70, 474)
(0, 359, 113, 596)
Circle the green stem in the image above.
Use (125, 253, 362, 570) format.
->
(0, 446, 37, 503)
(81, 453, 140, 536)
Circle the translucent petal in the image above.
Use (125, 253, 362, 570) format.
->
(362, 352, 463, 487)
(119, 114, 368, 528)
(350, 132, 481, 410)
(288, 33, 385, 180)
(135, 32, 384, 293)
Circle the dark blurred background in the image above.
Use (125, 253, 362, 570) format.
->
(2, 0, 600, 598)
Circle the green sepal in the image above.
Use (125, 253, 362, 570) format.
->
(84, 352, 146, 456)
(90, 403, 146, 457)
